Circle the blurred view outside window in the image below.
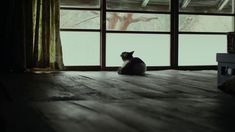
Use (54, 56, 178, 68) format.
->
(60, 0, 235, 67)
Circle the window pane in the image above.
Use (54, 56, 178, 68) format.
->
(106, 12, 170, 32)
(179, 15, 234, 32)
(107, 0, 170, 12)
(179, 34, 227, 66)
(60, 32, 100, 66)
(106, 33, 170, 66)
(60, 0, 100, 8)
(179, 0, 234, 14)
(60, 10, 100, 29)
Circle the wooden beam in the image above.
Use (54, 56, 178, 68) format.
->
(181, 0, 191, 8)
(141, 0, 150, 7)
(171, 0, 179, 68)
(218, 0, 230, 11)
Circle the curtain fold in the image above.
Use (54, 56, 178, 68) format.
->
(1, 0, 63, 72)
(31, 0, 64, 70)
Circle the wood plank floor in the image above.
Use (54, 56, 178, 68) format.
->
(1, 70, 235, 132)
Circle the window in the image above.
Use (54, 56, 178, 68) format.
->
(105, 1, 171, 68)
(178, 0, 234, 66)
(60, 0, 235, 69)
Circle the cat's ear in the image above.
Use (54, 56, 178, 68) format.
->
(130, 51, 134, 55)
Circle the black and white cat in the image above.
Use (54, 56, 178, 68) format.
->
(117, 51, 146, 75)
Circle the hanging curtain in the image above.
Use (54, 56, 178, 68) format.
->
(31, 0, 64, 70)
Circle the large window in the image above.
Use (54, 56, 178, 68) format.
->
(60, 0, 235, 70)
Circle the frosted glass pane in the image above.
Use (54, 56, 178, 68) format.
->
(179, 35, 227, 66)
(60, 0, 100, 8)
(179, 15, 234, 32)
(60, 32, 100, 66)
(179, 0, 234, 14)
(106, 12, 170, 32)
(106, 33, 170, 66)
(107, 0, 170, 12)
(60, 10, 100, 29)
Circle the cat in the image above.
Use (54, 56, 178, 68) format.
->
(218, 76, 235, 95)
(117, 51, 146, 75)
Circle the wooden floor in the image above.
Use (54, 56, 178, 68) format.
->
(1, 70, 235, 132)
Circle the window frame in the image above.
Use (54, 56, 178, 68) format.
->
(178, 1, 235, 67)
(60, 0, 235, 71)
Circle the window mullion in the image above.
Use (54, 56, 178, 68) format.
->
(100, 0, 106, 70)
(170, 0, 179, 68)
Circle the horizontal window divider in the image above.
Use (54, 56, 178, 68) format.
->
(106, 9, 170, 14)
(59, 27, 230, 35)
(179, 12, 235, 16)
(104, 66, 172, 71)
(105, 66, 217, 71)
(177, 66, 217, 70)
(63, 66, 101, 71)
(97, 67, 117, 71)
(179, 32, 229, 35)
(106, 31, 170, 34)
(60, 8, 235, 16)
(62, 66, 217, 71)
(60, 7, 101, 11)
(60, 29, 100, 32)
(147, 66, 172, 71)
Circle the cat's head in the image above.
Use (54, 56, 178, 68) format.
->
(120, 51, 134, 61)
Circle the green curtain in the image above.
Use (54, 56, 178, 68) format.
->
(31, 0, 64, 70)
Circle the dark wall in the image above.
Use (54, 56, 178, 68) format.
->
(1, 0, 31, 72)
(1, 0, 12, 71)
